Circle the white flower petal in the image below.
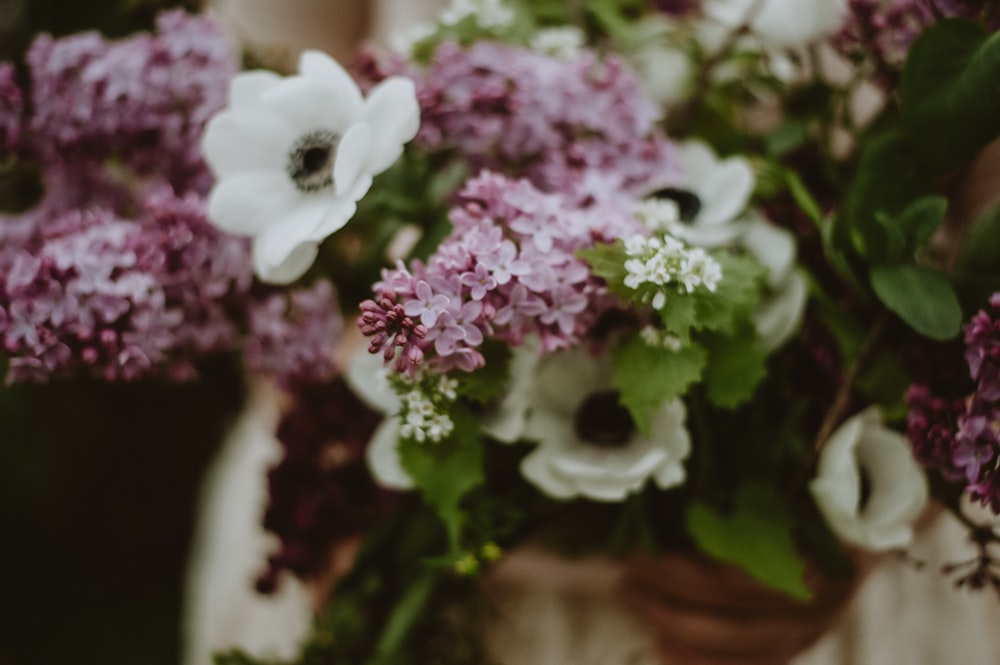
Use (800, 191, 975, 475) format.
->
(228, 70, 282, 107)
(677, 141, 717, 184)
(518, 351, 691, 502)
(809, 408, 928, 551)
(252, 239, 318, 285)
(309, 197, 359, 242)
(741, 218, 795, 287)
(344, 349, 400, 414)
(521, 448, 578, 500)
(260, 77, 350, 135)
(201, 109, 296, 176)
(671, 220, 744, 247)
(251, 201, 330, 283)
(696, 156, 755, 228)
(333, 123, 374, 198)
(298, 50, 365, 118)
(751, 0, 849, 47)
(207, 171, 302, 237)
(367, 417, 414, 490)
(482, 345, 540, 443)
(364, 77, 421, 174)
(753, 269, 808, 351)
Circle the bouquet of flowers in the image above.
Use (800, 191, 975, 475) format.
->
(4, 0, 1000, 663)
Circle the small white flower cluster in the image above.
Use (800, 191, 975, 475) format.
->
(440, 0, 515, 29)
(623, 234, 723, 309)
(634, 198, 682, 234)
(395, 374, 460, 444)
(530, 27, 585, 58)
(639, 325, 684, 351)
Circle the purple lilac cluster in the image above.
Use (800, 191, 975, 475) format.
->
(371, 41, 677, 204)
(835, 0, 997, 84)
(907, 294, 1000, 512)
(0, 190, 253, 382)
(360, 171, 640, 374)
(22, 10, 235, 196)
(257, 379, 390, 593)
(0, 62, 22, 152)
(243, 280, 342, 387)
(0, 12, 346, 386)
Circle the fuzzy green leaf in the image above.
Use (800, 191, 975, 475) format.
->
(613, 337, 707, 435)
(870, 264, 962, 340)
(701, 331, 769, 409)
(578, 241, 629, 294)
(398, 407, 484, 550)
(691, 252, 767, 335)
(686, 483, 812, 601)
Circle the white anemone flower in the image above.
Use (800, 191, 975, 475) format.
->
(654, 140, 755, 247)
(344, 351, 413, 490)
(518, 348, 691, 502)
(703, 0, 848, 48)
(739, 216, 808, 351)
(809, 408, 929, 551)
(201, 50, 420, 284)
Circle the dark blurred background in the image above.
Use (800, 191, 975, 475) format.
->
(0, 2, 245, 664)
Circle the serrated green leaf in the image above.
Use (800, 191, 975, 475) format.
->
(578, 241, 629, 291)
(686, 483, 812, 601)
(692, 252, 766, 334)
(398, 408, 484, 550)
(613, 337, 707, 435)
(701, 331, 768, 409)
(658, 294, 698, 340)
(870, 264, 962, 340)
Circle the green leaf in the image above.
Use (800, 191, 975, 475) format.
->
(373, 570, 440, 661)
(658, 295, 698, 340)
(458, 341, 511, 404)
(613, 336, 707, 435)
(785, 169, 824, 227)
(870, 264, 962, 340)
(842, 129, 931, 261)
(901, 20, 1000, 171)
(578, 241, 629, 293)
(686, 483, 812, 601)
(701, 331, 768, 409)
(876, 195, 948, 261)
(958, 203, 1000, 273)
(398, 407, 485, 550)
(691, 252, 766, 335)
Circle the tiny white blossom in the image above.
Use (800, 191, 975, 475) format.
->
(624, 234, 648, 257)
(390, 21, 436, 54)
(530, 26, 585, 58)
(651, 291, 667, 310)
(439, 0, 515, 29)
(635, 199, 681, 233)
(639, 325, 684, 351)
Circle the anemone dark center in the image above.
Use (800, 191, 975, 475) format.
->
(650, 186, 702, 223)
(574, 390, 635, 447)
(287, 129, 339, 192)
